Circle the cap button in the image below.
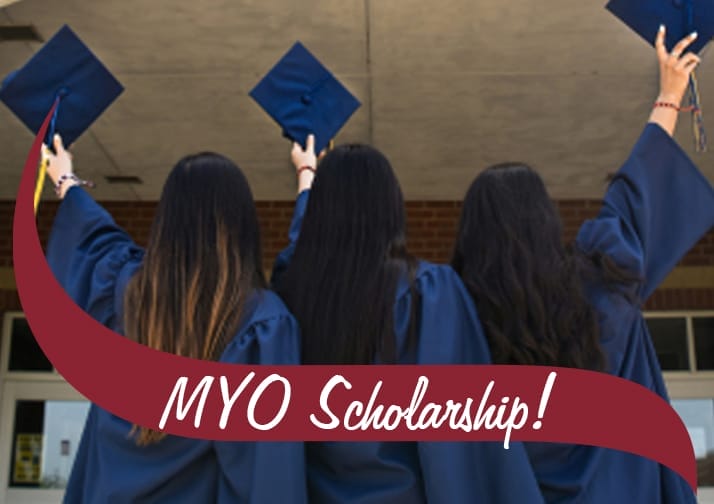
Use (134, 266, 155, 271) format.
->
(301, 94, 313, 105)
(57, 87, 70, 98)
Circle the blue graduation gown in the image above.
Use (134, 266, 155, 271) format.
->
(46, 187, 307, 504)
(525, 124, 713, 503)
(273, 191, 545, 504)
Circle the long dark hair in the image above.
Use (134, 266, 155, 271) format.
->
(452, 162, 617, 370)
(276, 144, 416, 365)
(124, 152, 265, 443)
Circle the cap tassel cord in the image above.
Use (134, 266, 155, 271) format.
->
(682, 0, 706, 153)
(689, 71, 706, 153)
(34, 96, 61, 214)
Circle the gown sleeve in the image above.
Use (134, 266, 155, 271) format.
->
(46, 186, 144, 329)
(270, 189, 310, 288)
(414, 263, 492, 364)
(413, 264, 545, 504)
(576, 123, 714, 301)
(214, 295, 307, 504)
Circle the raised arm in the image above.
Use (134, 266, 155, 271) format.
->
(270, 134, 319, 287)
(576, 28, 714, 301)
(648, 26, 701, 136)
(44, 134, 143, 328)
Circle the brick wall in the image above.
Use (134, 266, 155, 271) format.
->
(0, 199, 712, 313)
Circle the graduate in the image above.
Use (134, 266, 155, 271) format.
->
(265, 139, 542, 503)
(248, 41, 544, 504)
(45, 145, 307, 504)
(2, 26, 306, 504)
(451, 28, 713, 503)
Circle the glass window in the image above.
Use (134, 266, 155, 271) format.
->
(671, 399, 714, 487)
(9, 400, 90, 489)
(693, 317, 714, 371)
(8, 318, 53, 372)
(646, 317, 689, 371)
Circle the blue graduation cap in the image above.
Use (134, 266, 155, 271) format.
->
(0, 24, 124, 148)
(606, 0, 711, 152)
(606, 0, 713, 54)
(250, 41, 361, 154)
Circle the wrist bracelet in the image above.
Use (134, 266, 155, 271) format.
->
(297, 166, 316, 177)
(653, 101, 699, 113)
(55, 173, 95, 197)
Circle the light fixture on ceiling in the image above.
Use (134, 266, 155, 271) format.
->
(104, 175, 143, 184)
(0, 24, 42, 42)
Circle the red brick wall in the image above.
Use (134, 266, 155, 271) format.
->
(0, 199, 712, 312)
(0, 289, 21, 312)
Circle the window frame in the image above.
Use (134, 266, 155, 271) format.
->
(644, 310, 714, 379)
(646, 310, 714, 500)
(0, 312, 87, 504)
(1, 311, 65, 382)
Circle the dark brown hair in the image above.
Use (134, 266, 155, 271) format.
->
(452, 163, 611, 370)
(276, 145, 417, 365)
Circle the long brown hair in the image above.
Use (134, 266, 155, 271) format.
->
(276, 145, 417, 365)
(452, 163, 619, 371)
(124, 153, 265, 444)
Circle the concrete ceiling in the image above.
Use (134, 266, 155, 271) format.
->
(1, 0, 712, 201)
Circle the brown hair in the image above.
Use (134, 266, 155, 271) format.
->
(123, 153, 265, 444)
(452, 163, 607, 370)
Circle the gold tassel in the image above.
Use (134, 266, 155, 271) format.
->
(33, 154, 49, 215)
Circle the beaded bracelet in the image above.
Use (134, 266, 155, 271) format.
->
(653, 101, 699, 113)
(297, 166, 316, 177)
(55, 173, 95, 197)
